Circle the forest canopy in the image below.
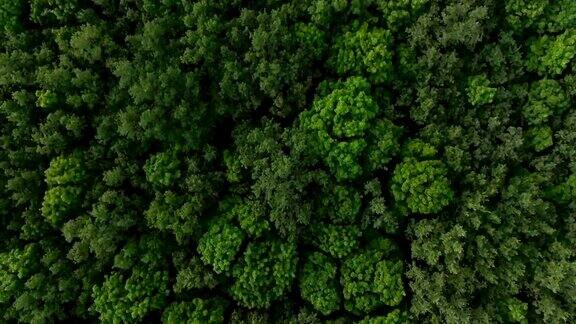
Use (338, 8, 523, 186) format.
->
(1, 0, 575, 323)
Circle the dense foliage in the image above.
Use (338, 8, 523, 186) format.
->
(1, 0, 575, 323)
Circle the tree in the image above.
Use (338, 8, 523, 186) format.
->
(0, 242, 80, 323)
(144, 151, 182, 188)
(527, 29, 576, 76)
(0, 0, 24, 33)
(62, 190, 141, 263)
(198, 218, 245, 274)
(145, 191, 202, 242)
(522, 79, 569, 125)
(341, 239, 405, 314)
(391, 158, 453, 214)
(360, 309, 410, 323)
(330, 22, 394, 83)
(41, 186, 83, 226)
(299, 77, 400, 180)
(318, 185, 362, 224)
(299, 252, 340, 315)
(1, 0, 576, 322)
(91, 237, 170, 323)
(467, 74, 497, 106)
(308, 223, 360, 259)
(30, 0, 79, 24)
(162, 298, 228, 324)
(92, 270, 169, 323)
(231, 240, 297, 308)
(45, 152, 87, 186)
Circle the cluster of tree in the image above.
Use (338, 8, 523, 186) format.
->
(0, 0, 575, 322)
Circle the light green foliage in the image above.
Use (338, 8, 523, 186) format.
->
(69, 24, 114, 64)
(523, 79, 569, 125)
(418, 1, 488, 49)
(527, 29, 576, 76)
(374, 260, 406, 306)
(92, 269, 169, 323)
(328, 140, 368, 180)
(307, 0, 348, 26)
(505, 0, 548, 31)
(499, 298, 528, 323)
(391, 158, 453, 214)
(36, 90, 59, 109)
(92, 237, 170, 323)
(408, 169, 569, 323)
(309, 223, 361, 258)
(341, 239, 405, 314)
(330, 22, 393, 83)
(323, 78, 377, 138)
(45, 153, 86, 186)
(41, 186, 82, 226)
(301, 77, 374, 179)
(300, 77, 400, 180)
(360, 309, 410, 323)
(198, 220, 245, 274)
(366, 119, 403, 172)
(402, 139, 437, 159)
(506, 0, 576, 33)
(41, 152, 87, 226)
(375, 0, 412, 30)
(231, 240, 297, 308)
(144, 151, 181, 188)
(145, 191, 201, 241)
(162, 298, 227, 324)
(467, 75, 497, 106)
(299, 252, 340, 315)
(233, 200, 270, 238)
